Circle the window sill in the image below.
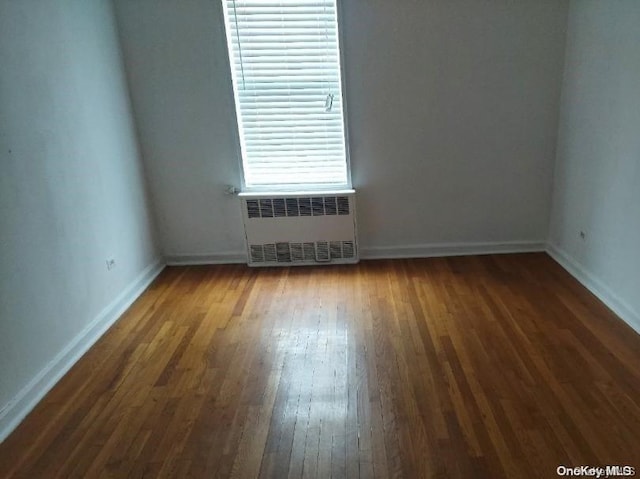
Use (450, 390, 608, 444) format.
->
(238, 188, 355, 198)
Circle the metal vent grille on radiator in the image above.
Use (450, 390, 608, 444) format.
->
(240, 191, 357, 267)
(249, 241, 356, 264)
(246, 196, 350, 219)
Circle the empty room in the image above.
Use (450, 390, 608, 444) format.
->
(1, 0, 639, 477)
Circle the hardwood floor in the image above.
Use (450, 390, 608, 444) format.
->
(1, 253, 639, 478)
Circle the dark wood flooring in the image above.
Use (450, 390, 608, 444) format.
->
(1, 253, 639, 478)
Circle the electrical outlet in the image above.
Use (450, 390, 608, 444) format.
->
(106, 258, 116, 271)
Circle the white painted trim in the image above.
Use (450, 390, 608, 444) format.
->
(165, 252, 246, 265)
(238, 188, 355, 197)
(164, 241, 546, 266)
(0, 259, 165, 443)
(360, 240, 546, 260)
(546, 243, 640, 335)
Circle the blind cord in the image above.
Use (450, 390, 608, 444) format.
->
(231, 0, 245, 88)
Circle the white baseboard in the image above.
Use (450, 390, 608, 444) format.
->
(165, 243, 544, 265)
(165, 242, 546, 266)
(360, 240, 546, 260)
(547, 243, 640, 335)
(165, 252, 246, 265)
(0, 259, 165, 443)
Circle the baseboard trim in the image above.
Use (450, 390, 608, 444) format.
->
(165, 243, 545, 265)
(546, 243, 640, 335)
(165, 252, 246, 265)
(360, 240, 546, 260)
(0, 259, 165, 443)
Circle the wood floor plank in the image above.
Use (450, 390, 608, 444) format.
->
(1, 254, 639, 478)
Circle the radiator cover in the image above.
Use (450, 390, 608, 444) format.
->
(239, 190, 358, 266)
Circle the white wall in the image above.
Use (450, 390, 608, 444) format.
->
(548, 0, 640, 331)
(113, 0, 246, 261)
(344, 0, 567, 255)
(0, 0, 161, 437)
(114, 0, 568, 260)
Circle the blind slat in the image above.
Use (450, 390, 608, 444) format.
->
(223, 0, 348, 188)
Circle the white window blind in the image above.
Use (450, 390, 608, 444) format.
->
(222, 0, 349, 189)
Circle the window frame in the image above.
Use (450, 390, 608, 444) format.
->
(219, 0, 353, 193)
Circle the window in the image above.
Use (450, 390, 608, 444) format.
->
(222, 0, 349, 190)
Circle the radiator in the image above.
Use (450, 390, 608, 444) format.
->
(239, 190, 358, 266)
